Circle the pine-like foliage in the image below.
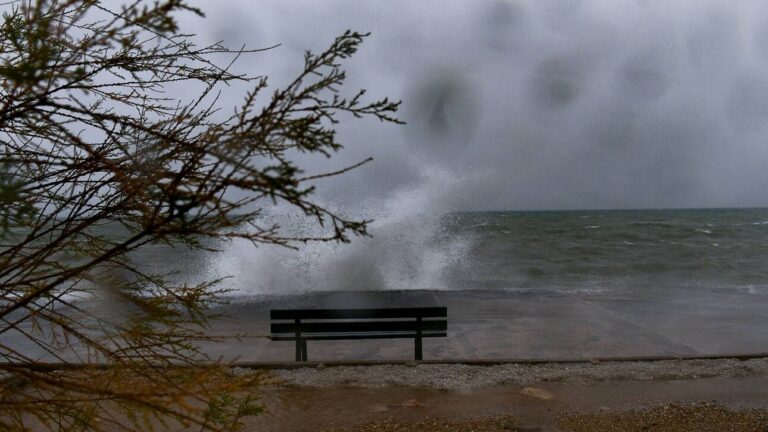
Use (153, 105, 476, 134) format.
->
(0, 1, 401, 430)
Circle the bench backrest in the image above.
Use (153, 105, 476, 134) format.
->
(270, 307, 447, 335)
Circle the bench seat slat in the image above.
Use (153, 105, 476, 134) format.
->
(270, 307, 447, 320)
(271, 319, 447, 335)
(271, 332, 447, 341)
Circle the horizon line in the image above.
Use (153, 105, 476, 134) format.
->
(452, 206, 768, 213)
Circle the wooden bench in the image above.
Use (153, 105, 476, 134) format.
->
(269, 307, 447, 361)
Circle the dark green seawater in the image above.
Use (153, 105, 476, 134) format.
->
(438, 208, 768, 294)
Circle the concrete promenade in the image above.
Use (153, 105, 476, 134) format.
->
(202, 288, 768, 362)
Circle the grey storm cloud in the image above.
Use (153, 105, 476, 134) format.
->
(185, 0, 768, 211)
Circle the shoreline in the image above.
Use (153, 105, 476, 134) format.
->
(233, 351, 768, 370)
(8, 352, 768, 373)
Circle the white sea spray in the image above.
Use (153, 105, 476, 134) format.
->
(208, 167, 477, 296)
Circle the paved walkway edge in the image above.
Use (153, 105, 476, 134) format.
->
(3, 352, 767, 372)
(232, 352, 768, 369)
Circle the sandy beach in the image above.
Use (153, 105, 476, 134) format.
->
(243, 358, 768, 431)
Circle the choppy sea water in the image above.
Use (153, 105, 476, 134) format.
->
(437, 208, 768, 295)
(132, 208, 768, 297)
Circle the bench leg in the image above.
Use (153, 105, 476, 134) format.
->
(415, 317, 423, 361)
(301, 340, 308, 361)
(294, 318, 303, 362)
(415, 336, 423, 361)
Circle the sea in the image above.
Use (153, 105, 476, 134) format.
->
(135, 207, 768, 298)
(437, 208, 768, 296)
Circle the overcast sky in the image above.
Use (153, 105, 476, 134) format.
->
(185, 0, 768, 211)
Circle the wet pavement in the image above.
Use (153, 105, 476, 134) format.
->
(201, 288, 768, 362)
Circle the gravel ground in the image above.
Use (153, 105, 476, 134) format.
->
(313, 404, 768, 432)
(263, 358, 768, 390)
(559, 403, 768, 432)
